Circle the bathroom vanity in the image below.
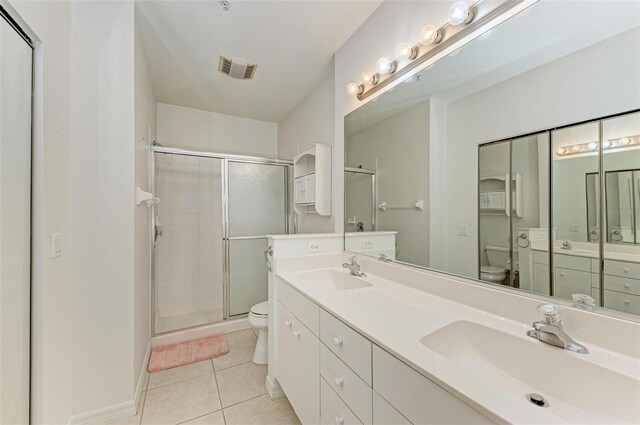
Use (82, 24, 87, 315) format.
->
(270, 253, 640, 425)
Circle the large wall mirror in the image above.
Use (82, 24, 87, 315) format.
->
(344, 1, 640, 318)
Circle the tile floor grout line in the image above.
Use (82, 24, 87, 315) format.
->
(221, 392, 268, 411)
(147, 364, 215, 391)
(213, 359, 254, 373)
(211, 359, 227, 425)
(174, 407, 224, 425)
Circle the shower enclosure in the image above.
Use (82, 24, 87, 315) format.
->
(344, 167, 376, 232)
(152, 146, 290, 334)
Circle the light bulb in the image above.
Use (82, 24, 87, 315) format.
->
(346, 82, 362, 96)
(360, 71, 374, 85)
(587, 142, 598, 151)
(395, 42, 415, 60)
(571, 144, 582, 153)
(619, 137, 631, 145)
(448, 1, 472, 26)
(603, 140, 612, 149)
(419, 24, 441, 45)
(376, 57, 394, 74)
(556, 147, 567, 156)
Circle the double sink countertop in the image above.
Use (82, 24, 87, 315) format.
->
(276, 255, 640, 424)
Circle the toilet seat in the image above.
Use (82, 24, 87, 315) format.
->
(480, 266, 505, 275)
(249, 301, 268, 317)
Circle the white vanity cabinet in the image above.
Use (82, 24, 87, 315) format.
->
(276, 281, 321, 425)
(275, 278, 494, 425)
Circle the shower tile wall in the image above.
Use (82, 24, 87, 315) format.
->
(155, 154, 224, 332)
(345, 172, 374, 232)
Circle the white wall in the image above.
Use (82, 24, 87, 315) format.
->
(70, 1, 136, 415)
(134, 8, 155, 395)
(157, 103, 278, 158)
(278, 65, 335, 233)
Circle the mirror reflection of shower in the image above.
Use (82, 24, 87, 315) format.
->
(344, 167, 376, 232)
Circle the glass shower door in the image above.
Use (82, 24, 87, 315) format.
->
(226, 161, 288, 317)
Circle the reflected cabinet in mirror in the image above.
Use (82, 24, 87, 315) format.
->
(344, 1, 640, 317)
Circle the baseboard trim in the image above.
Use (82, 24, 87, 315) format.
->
(67, 400, 136, 425)
(151, 317, 250, 347)
(68, 341, 151, 425)
(266, 374, 285, 400)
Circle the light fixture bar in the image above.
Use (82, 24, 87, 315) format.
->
(355, 0, 536, 101)
(555, 135, 640, 157)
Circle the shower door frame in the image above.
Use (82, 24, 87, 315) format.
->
(150, 145, 292, 336)
(344, 167, 377, 231)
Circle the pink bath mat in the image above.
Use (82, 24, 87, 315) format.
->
(148, 334, 229, 372)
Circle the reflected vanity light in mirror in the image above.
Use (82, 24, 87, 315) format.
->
(555, 136, 640, 157)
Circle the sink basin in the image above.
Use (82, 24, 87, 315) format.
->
(294, 269, 372, 292)
(420, 321, 640, 423)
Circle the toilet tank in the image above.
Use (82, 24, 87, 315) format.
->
(485, 245, 510, 269)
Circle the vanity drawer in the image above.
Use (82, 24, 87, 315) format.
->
(278, 277, 319, 335)
(372, 392, 411, 425)
(321, 379, 363, 425)
(604, 275, 640, 296)
(554, 267, 591, 300)
(604, 260, 640, 280)
(372, 346, 493, 424)
(321, 344, 372, 424)
(532, 250, 549, 265)
(604, 290, 640, 315)
(554, 254, 591, 272)
(320, 309, 372, 385)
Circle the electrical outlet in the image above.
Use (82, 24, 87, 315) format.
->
(51, 234, 63, 258)
(457, 225, 469, 236)
(362, 239, 373, 249)
(308, 242, 321, 253)
(569, 224, 581, 232)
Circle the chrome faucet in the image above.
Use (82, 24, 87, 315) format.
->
(342, 256, 366, 277)
(561, 239, 572, 250)
(526, 304, 589, 354)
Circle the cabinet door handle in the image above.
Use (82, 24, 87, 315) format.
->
(334, 417, 344, 425)
(334, 377, 344, 387)
(559, 272, 565, 277)
(624, 299, 630, 305)
(624, 283, 631, 289)
(293, 330, 301, 338)
(333, 336, 344, 347)
(285, 320, 292, 327)
(623, 268, 630, 273)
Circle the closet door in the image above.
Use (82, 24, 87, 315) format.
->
(0, 15, 33, 424)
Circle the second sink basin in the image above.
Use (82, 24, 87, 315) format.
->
(294, 269, 372, 292)
(420, 320, 640, 423)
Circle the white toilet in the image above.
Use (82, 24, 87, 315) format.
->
(480, 245, 509, 283)
(248, 301, 268, 364)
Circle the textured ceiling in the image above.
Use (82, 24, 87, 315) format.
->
(136, 0, 381, 123)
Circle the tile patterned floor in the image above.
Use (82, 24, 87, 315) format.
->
(109, 330, 300, 425)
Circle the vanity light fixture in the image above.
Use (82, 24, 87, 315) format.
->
(555, 135, 640, 157)
(361, 71, 378, 85)
(419, 24, 444, 45)
(396, 42, 418, 60)
(448, 1, 474, 26)
(376, 57, 395, 75)
(346, 0, 535, 99)
(346, 82, 364, 96)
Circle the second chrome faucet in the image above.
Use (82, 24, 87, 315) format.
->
(342, 256, 366, 277)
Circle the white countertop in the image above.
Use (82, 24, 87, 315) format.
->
(529, 241, 640, 264)
(276, 261, 640, 424)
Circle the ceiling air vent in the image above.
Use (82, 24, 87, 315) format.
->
(218, 56, 257, 80)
